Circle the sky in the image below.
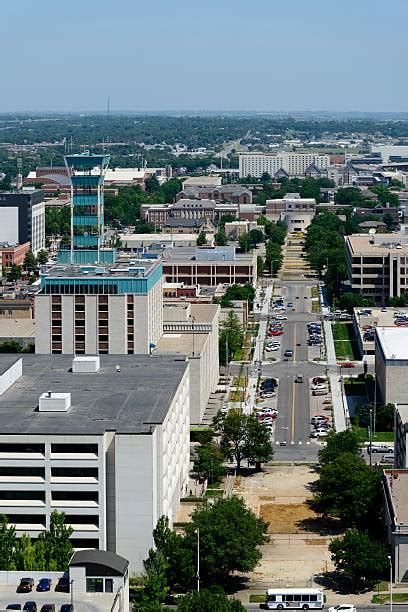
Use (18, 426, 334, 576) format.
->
(1, 0, 407, 113)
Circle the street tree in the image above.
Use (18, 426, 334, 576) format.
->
(9, 264, 22, 282)
(184, 496, 268, 582)
(0, 514, 16, 570)
(218, 311, 243, 367)
(249, 228, 264, 247)
(137, 548, 169, 611)
(243, 414, 274, 470)
(38, 510, 73, 570)
(329, 529, 389, 583)
(238, 233, 252, 253)
(14, 533, 37, 571)
(36, 249, 49, 265)
(151, 516, 194, 590)
(23, 250, 37, 274)
(193, 443, 225, 484)
(355, 402, 395, 432)
(312, 452, 381, 526)
(177, 588, 245, 611)
(318, 430, 361, 465)
(338, 293, 375, 312)
(215, 227, 227, 246)
(257, 255, 265, 277)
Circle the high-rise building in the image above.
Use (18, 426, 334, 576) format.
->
(35, 260, 163, 355)
(239, 152, 330, 179)
(0, 190, 45, 254)
(60, 152, 114, 264)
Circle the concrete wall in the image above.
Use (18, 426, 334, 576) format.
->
(35, 295, 51, 354)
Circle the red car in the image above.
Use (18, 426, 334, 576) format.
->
(269, 330, 283, 336)
(339, 361, 355, 368)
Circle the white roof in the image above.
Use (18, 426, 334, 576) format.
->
(376, 327, 408, 360)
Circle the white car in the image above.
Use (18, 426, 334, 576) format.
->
(275, 314, 287, 320)
(328, 605, 356, 612)
(311, 383, 327, 391)
(266, 345, 280, 352)
(257, 407, 278, 415)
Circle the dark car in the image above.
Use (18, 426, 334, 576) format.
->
(23, 603, 37, 611)
(6, 606, 22, 610)
(40, 606, 55, 612)
(55, 576, 70, 593)
(17, 578, 34, 593)
(284, 349, 293, 357)
(37, 578, 52, 592)
(60, 605, 74, 612)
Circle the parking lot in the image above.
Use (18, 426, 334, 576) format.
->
(0, 588, 110, 611)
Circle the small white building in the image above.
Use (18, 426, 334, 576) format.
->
(375, 328, 408, 405)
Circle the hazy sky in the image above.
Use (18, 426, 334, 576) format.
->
(1, 0, 407, 112)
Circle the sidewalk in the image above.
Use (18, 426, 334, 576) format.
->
(324, 321, 349, 431)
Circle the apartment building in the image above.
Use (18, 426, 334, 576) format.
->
(156, 303, 219, 423)
(375, 327, 408, 405)
(0, 353, 189, 572)
(0, 241, 30, 270)
(0, 190, 45, 254)
(162, 246, 257, 287)
(239, 152, 330, 179)
(35, 260, 163, 355)
(345, 233, 408, 304)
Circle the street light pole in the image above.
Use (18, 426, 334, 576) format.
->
(369, 408, 373, 467)
(388, 555, 393, 612)
(70, 579, 74, 608)
(196, 529, 200, 592)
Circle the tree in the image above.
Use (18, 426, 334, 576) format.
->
(23, 250, 37, 274)
(151, 516, 193, 590)
(214, 227, 227, 246)
(260, 172, 272, 183)
(243, 414, 274, 470)
(355, 402, 395, 432)
(36, 249, 49, 265)
(0, 341, 23, 353)
(0, 515, 16, 570)
(311, 452, 381, 526)
(318, 429, 361, 465)
(14, 533, 37, 571)
(197, 231, 207, 246)
(145, 176, 160, 193)
(9, 264, 22, 282)
(238, 233, 252, 253)
(338, 293, 375, 312)
(249, 228, 264, 247)
(220, 284, 256, 309)
(177, 588, 245, 611)
(38, 511, 73, 571)
(137, 549, 169, 611)
(213, 411, 273, 472)
(257, 255, 265, 277)
(184, 496, 268, 582)
(218, 311, 243, 367)
(329, 529, 389, 583)
(335, 187, 363, 206)
(382, 212, 395, 231)
(193, 443, 225, 484)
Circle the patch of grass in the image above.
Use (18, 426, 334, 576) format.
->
(205, 489, 223, 497)
(333, 322, 361, 360)
(353, 426, 394, 443)
(249, 594, 266, 603)
(372, 593, 408, 604)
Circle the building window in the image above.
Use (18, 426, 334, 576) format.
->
(105, 579, 113, 593)
(86, 578, 103, 593)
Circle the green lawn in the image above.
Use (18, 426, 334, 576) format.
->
(354, 426, 394, 443)
(372, 593, 408, 604)
(249, 594, 266, 603)
(333, 323, 361, 360)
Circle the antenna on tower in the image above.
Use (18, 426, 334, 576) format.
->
(16, 158, 23, 191)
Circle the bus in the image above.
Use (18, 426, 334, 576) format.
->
(265, 588, 324, 610)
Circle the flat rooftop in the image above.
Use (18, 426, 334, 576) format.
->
(0, 354, 188, 435)
(156, 332, 207, 357)
(0, 319, 35, 339)
(376, 327, 408, 360)
(162, 246, 254, 263)
(41, 259, 160, 279)
(346, 233, 408, 255)
(384, 469, 408, 526)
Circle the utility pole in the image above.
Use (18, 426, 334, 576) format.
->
(369, 408, 373, 466)
(196, 529, 200, 592)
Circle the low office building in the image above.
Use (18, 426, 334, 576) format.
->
(176, 184, 252, 204)
(155, 302, 219, 423)
(0, 353, 190, 573)
(383, 469, 408, 581)
(0, 241, 30, 270)
(345, 233, 408, 304)
(375, 327, 408, 404)
(0, 190, 45, 254)
(162, 246, 257, 287)
(35, 260, 163, 355)
(224, 220, 259, 238)
(182, 176, 222, 188)
(120, 233, 198, 249)
(162, 217, 215, 235)
(395, 404, 408, 469)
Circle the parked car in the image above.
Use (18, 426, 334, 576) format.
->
(311, 415, 329, 424)
(381, 454, 395, 464)
(313, 388, 327, 396)
(23, 603, 37, 612)
(314, 421, 330, 429)
(369, 443, 394, 454)
(340, 362, 355, 368)
(257, 407, 278, 415)
(312, 377, 326, 385)
(310, 429, 329, 438)
(37, 578, 52, 592)
(60, 605, 74, 612)
(268, 330, 283, 337)
(311, 383, 327, 391)
(261, 378, 278, 387)
(266, 345, 279, 352)
(259, 391, 275, 398)
(40, 606, 55, 612)
(275, 314, 287, 320)
(7, 606, 22, 611)
(18, 578, 34, 593)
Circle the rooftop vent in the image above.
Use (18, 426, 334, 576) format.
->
(39, 392, 71, 412)
(72, 355, 100, 373)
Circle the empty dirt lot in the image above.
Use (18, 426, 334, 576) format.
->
(233, 465, 335, 585)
